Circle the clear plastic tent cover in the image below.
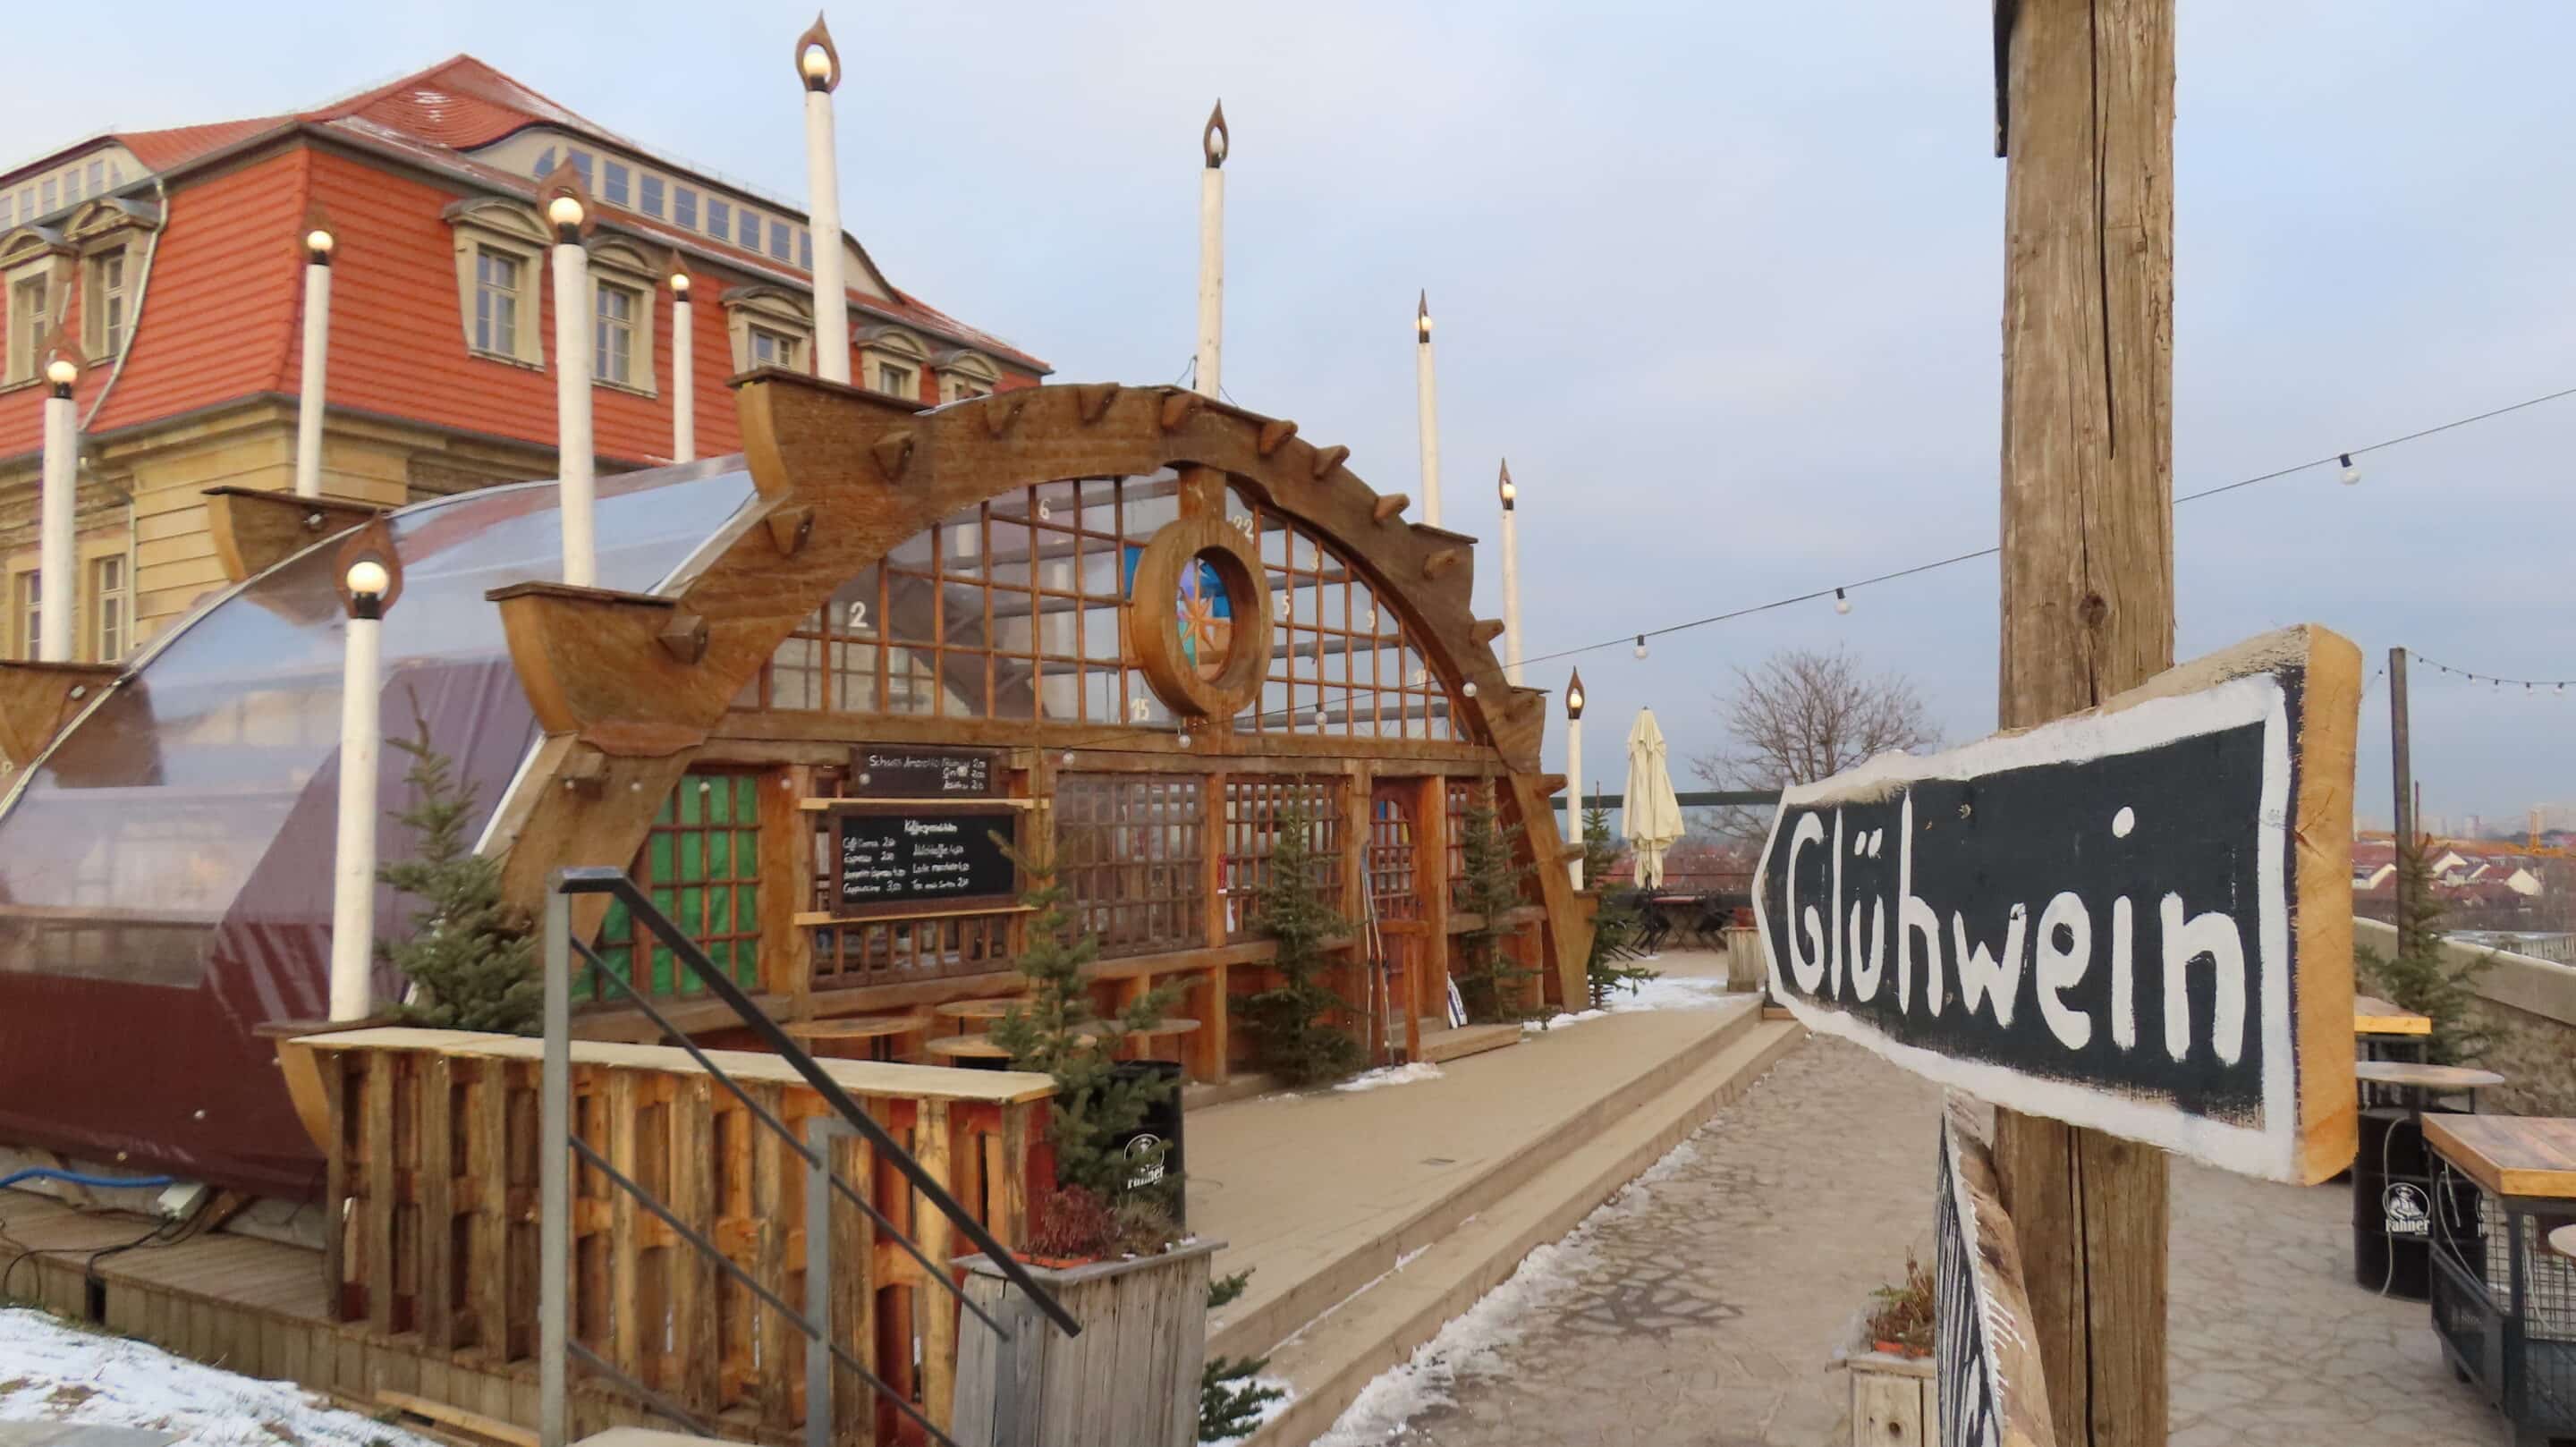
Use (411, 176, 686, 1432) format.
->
(0, 461, 754, 1196)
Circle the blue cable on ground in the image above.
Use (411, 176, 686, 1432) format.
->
(0, 1167, 176, 1192)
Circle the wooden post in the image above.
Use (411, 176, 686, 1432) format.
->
(1992, 2, 2175, 1443)
(2388, 646, 2415, 950)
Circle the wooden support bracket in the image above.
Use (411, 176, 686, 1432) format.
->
(1470, 618, 1506, 647)
(1539, 772, 1567, 797)
(1158, 389, 1203, 431)
(870, 431, 915, 482)
(657, 610, 710, 665)
(1371, 494, 1411, 524)
(1310, 444, 1351, 480)
(1075, 382, 1121, 423)
(487, 581, 715, 757)
(764, 505, 814, 556)
(1422, 547, 1462, 580)
(0, 660, 122, 769)
(1256, 418, 1299, 456)
(201, 486, 388, 584)
(557, 748, 612, 799)
(980, 392, 1030, 438)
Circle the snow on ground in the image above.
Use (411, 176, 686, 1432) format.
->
(0, 1307, 436, 1447)
(1307, 1132, 1707, 1446)
(1526, 972, 1740, 1033)
(1333, 1062, 1445, 1093)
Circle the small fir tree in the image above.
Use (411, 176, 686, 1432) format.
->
(1581, 804, 1657, 1008)
(376, 707, 541, 1033)
(2358, 834, 2494, 1065)
(1199, 1270, 1284, 1441)
(1454, 786, 1540, 1022)
(1238, 803, 1364, 1086)
(988, 846, 1186, 1227)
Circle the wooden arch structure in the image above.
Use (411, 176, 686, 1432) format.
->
(480, 369, 1589, 1026)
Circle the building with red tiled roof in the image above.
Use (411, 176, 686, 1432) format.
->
(0, 55, 1048, 655)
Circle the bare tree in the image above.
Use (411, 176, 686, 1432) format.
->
(1691, 647, 1939, 840)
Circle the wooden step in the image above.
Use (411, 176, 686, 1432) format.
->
(1418, 1023, 1522, 1064)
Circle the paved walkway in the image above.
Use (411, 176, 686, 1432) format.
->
(1324, 1037, 2500, 1447)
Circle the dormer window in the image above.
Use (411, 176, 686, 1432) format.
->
(934, 348, 1002, 402)
(582, 239, 661, 395)
(89, 248, 129, 356)
(858, 326, 928, 402)
(724, 284, 812, 373)
(443, 198, 548, 367)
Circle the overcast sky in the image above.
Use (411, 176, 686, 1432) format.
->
(11, 1, 2572, 834)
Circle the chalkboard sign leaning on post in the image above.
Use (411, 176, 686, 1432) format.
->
(1752, 625, 2361, 1185)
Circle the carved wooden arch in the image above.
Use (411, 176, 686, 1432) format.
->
(483, 371, 1587, 998)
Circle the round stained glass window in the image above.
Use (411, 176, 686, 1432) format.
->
(1177, 558, 1233, 681)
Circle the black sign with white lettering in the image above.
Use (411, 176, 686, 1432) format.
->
(836, 810, 1018, 909)
(846, 746, 1000, 800)
(1754, 628, 2362, 1184)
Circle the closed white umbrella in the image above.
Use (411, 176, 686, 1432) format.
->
(1623, 707, 1684, 890)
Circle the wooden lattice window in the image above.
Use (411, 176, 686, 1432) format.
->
(743, 473, 1185, 727)
(591, 770, 763, 998)
(1367, 789, 1423, 923)
(1219, 776, 1344, 940)
(1446, 779, 1475, 910)
(1055, 773, 1207, 958)
(1228, 487, 1463, 741)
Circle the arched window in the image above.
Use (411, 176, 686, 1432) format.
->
(740, 475, 1468, 742)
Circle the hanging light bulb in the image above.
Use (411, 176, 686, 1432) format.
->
(2339, 453, 2361, 486)
(1632, 634, 1648, 659)
(1834, 588, 1852, 615)
(1176, 730, 1193, 748)
(1462, 680, 1479, 698)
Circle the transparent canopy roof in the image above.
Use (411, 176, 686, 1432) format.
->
(0, 461, 754, 1194)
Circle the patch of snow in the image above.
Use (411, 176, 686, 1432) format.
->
(0, 1306, 439, 1446)
(1529, 975, 1741, 1034)
(1334, 1062, 1445, 1094)
(1309, 1129, 1703, 1446)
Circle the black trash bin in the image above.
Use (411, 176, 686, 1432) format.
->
(2355, 1104, 2479, 1299)
(1108, 1059, 1186, 1229)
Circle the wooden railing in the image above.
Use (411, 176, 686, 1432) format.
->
(295, 1028, 1053, 1443)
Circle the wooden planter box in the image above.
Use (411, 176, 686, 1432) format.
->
(1848, 1348, 1934, 1445)
(951, 1238, 1223, 1447)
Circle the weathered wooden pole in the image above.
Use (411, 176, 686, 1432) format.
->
(1990, 1, 2175, 1443)
(1195, 103, 1228, 399)
(2389, 646, 2415, 944)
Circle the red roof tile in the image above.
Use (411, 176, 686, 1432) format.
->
(309, 55, 598, 151)
(115, 117, 291, 173)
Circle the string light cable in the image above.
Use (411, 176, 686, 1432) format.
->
(1519, 381, 2576, 670)
(2410, 655, 2576, 693)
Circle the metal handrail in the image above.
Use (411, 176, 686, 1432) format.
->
(571, 935, 1014, 1341)
(556, 866, 1077, 1333)
(538, 865, 1080, 1447)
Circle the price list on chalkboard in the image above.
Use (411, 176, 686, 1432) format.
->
(836, 809, 1019, 910)
(847, 747, 999, 799)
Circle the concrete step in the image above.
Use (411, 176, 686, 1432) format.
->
(1416, 1022, 1521, 1064)
(1243, 1018, 1809, 1447)
(1207, 999, 1764, 1367)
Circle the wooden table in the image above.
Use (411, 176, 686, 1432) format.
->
(2548, 1223, 2576, 1265)
(2356, 1060, 2504, 1102)
(2354, 993, 2433, 1064)
(784, 1013, 931, 1063)
(2419, 1113, 2576, 1435)
(924, 1034, 1016, 1069)
(934, 998, 1024, 1023)
(2424, 1116, 2576, 1200)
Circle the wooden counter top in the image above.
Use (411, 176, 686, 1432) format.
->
(2425, 1115, 2576, 1200)
(297, 1025, 1055, 1104)
(2354, 994, 2433, 1037)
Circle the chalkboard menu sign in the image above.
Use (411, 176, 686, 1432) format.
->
(837, 809, 1019, 910)
(847, 746, 999, 799)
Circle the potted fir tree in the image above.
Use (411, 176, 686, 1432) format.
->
(955, 857, 1224, 1447)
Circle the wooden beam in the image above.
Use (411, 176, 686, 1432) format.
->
(1990, 2, 2175, 1443)
(201, 486, 385, 584)
(0, 660, 120, 769)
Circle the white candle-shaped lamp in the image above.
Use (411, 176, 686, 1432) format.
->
(1416, 292, 1442, 527)
(38, 339, 82, 664)
(796, 15, 850, 385)
(1195, 101, 1227, 398)
(540, 166, 597, 588)
(1498, 460, 1521, 684)
(668, 260, 695, 462)
(330, 529, 401, 1021)
(294, 208, 335, 498)
(1565, 668, 1586, 889)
